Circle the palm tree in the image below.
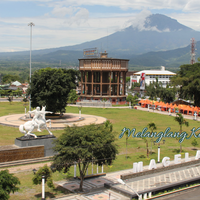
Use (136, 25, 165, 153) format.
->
(125, 130, 129, 159)
(148, 122, 157, 155)
(174, 113, 189, 153)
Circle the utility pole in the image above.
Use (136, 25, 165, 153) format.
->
(28, 22, 35, 116)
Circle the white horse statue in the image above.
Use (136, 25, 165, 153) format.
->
(19, 106, 53, 138)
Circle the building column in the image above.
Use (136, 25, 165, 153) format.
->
(109, 72, 111, 96)
(85, 71, 87, 95)
(124, 72, 127, 95)
(100, 71, 102, 96)
(121, 72, 125, 95)
(117, 71, 119, 96)
(92, 71, 94, 96)
(81, 71, 83, 95)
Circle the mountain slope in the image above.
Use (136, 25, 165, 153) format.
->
(58, 13, 200, 54)
(144, 14, 192, 31)
(128, 41, 200, 70)
(0, 13, 198, 58)
(0, 13, 199, 71)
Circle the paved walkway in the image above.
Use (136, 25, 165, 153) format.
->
(0, 113, 107, 129)
(2, 155, 200, 200)
(52, 156, 200, 200)
(136, 106, 199, 121)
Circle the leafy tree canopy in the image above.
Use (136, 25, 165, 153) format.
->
(171, 63, 200, 106)
(32, 165, 54, 189)
(0, 170, 20, 200)
(191, 139, 198, 148)
(146, 78, 176, 103)
(126, 93, 138, 106)
(27, 67, 78, 114)
(131, 82, 140, 89)
(174, 113, 189, 153)
(51, 121, 118, 191)
(67, 89, 78, 104)
(2, 74, 22, 84)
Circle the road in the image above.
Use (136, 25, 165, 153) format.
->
(158, 187, 200, 200)
(0, 98, 23, 102)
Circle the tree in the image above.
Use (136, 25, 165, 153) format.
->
(174, 113, 189, 153)
(145, 78, 161, 100)
(67, 89, 78, 104)
(126, 93, 138, 106)
(126, 77, 130, 83)
(0, 170, 20, 200)
(160, 86, 176, 103)
(147, 122, 157, 155)
(126, 93, 133, 104)
(143, 122, 157, 158)
(2, 74, 21, 84)
(146, 78, 176, 102)
(27, 68, 78, 114)
(13, 88, 23, 97)
(32, 165, 54, 189)
(191, 139, 198, 148)
(51, 122, 118, 191)
(125, 130, 129, 159)
(171, 63, 200, 106)
(131, 82, 140, 90)
(7, 96, 13, 105)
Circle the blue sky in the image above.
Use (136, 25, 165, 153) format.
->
(0, 0, 200, 52)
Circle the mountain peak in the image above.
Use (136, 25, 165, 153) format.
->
(144, 14, 192, 32)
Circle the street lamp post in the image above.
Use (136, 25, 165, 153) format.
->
(154, 140, 165, 163)
(41, 175, 45, 200)
(78, 105, 82, 119)
(194, 111, 197, 121)
(117, 179, 140, 198)
(28, 22, 35, 117)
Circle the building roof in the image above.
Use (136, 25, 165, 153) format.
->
(172, 99, 193, 106)
(11, 81, 22, 86)
(79, 57, 129, 61)
(126, 71, 138, 77)
(134, 70, 176, 76)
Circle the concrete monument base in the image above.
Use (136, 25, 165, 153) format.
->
(15, 135, 56, 157)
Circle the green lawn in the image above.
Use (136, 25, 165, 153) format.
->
(0, 102, 200, 199)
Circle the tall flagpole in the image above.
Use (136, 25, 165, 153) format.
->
(28, 22, 35, 116)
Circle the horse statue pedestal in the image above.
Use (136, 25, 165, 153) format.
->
(15, 135, 56, 157)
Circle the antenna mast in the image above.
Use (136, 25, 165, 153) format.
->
(190, 38, 196, 64)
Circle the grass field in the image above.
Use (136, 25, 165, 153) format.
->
(0, 102, 200, 199)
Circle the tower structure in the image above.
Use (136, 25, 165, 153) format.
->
(79, 51, 129, 105)
(190, 38, 196, 65)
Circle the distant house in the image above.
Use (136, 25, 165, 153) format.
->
(130, 66, 176, 88)
(21, 83, 29, 94)
(0, 84, 10, 90)
(172, 99, 193, 106)
(8, 81, 22, 91)
(11, 81, 22, 87)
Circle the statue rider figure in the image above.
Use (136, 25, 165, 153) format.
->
(28, 106, 42, 132)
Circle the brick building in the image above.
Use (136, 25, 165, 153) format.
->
(79, 51, 129, 105)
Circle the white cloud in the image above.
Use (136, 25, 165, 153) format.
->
(124, 9, 167, 32)
(52, 6, 76, 17)
(169, 12, 200, 31)
(45, 0, 200, 12)
(126, 10, 152, 30)
(66, 8, 89, 26)
(183, 0, 200, 12)
(1, 0, 200, 52)
(3, 0, 200, 13)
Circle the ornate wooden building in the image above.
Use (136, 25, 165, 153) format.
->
(79, 51, 129, 104)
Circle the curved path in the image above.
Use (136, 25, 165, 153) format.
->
(0, 113, 107, 129)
